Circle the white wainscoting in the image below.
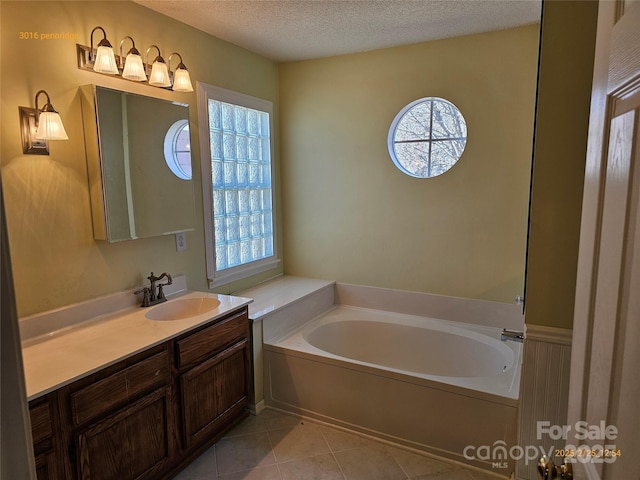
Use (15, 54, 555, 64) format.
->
(517, 324, 572, 480)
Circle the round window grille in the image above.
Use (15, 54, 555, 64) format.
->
(387, 97, 467, 178)
(163, 119, 192, 180)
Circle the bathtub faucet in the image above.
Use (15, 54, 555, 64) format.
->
(501, 329, 524, 343)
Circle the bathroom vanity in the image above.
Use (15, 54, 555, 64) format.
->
(22, 292, 252, 480)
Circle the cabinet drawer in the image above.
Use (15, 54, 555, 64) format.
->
(30, 401, 53, 445)
(70, 350, 170, 426)
(176, 310, 248, 369)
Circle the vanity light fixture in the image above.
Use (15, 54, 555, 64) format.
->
(146, 45, 171, 87)
(19, 90, 68, 155)
(168, 52, 194, 92)
(120, 36, 147, 81)
(76, 28, 195, 92)
(90, 27, 119, 75)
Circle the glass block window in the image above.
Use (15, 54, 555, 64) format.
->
(209, 100, 273, 271)
(198, 83, 278, 287)
(388, 97, 467, 178)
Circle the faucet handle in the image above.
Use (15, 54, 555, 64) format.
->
(134, 287, 151, 307)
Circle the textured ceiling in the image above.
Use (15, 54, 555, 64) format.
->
(133, 0, 542, 62)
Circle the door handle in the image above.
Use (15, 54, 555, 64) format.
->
(537, 455, 573, 479)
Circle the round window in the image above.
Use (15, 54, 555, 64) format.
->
(163, 119, 192, 180)
(387, 97, 467, 178)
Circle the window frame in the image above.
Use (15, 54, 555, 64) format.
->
(387, 97, 467, 178)
(197, 82, 279, 288)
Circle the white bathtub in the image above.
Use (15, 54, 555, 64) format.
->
(297, 306, 521, 398)
(264, 304, 522, 473)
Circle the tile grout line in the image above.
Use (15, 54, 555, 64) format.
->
(214, 443, 221, 480)
(265, 427, 285, 480)
(270, 418, 349, 479)
(319, 428, 348, 480)
(383, 444, 411, 480)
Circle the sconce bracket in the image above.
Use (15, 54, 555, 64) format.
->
(18, 106, 49, 155)
(76, 43, 98, 73)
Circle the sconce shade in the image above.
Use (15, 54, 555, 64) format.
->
(149, 60, 171, 87)
(93, 44, 119, 74)
(122, 52, 147, 81)
(172, 68, 193, 92)
(35, 111, 69, 140)
(91, 27, 119, 74)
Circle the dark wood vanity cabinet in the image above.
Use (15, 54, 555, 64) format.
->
(176, 309, 251, 450)
(28, 306, 251, 480)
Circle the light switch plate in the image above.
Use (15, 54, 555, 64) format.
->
(176, 232, 187, 251)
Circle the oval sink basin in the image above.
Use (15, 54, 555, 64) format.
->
(145, 297, 221, 321)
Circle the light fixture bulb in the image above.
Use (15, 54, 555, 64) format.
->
(172, 68, 193, 92)
(35, 111, 69, 140)
(149, 60, 171, 87)
(122, 52, 147, 81)
(93, 44, 119, 74)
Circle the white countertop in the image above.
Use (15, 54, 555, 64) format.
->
(235, 275, 335, 321)
(22, 291, 252, 401)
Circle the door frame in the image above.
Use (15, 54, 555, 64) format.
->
(568, 1, 639, 479)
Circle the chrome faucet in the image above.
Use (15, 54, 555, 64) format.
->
(134, 272, 173, 307)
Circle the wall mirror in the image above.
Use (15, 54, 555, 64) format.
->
(80, 85, 196, 242)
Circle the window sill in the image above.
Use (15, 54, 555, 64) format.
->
(207, 258, 281, 289)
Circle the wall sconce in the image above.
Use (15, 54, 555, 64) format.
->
(90, 27, 118, 75)
(76, 26, 195, 93)
(120, 36, 147, 81)
(19, 90, 69, 155)
(168, 52, 193, 92)
(146, 45, 171, 87)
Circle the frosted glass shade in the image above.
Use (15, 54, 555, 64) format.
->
(122, 53, 147, 81)
(35, 112, 69, 140)
(172, 68, 193, 92)
(93, 45, 118, 74)
(149, 61, 171, 87)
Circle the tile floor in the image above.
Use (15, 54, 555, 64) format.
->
(174, 409, 505, 480)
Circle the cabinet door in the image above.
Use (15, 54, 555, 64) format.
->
(180, 339, 249, 449)
(75, 387, 172, 480)
(30, 395, 62, 480)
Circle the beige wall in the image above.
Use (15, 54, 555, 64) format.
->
(279, 25, 540, 303)
(0, 0, 598, 331)
(525, 0, 598, 329)
(0, 1, 281, 317)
